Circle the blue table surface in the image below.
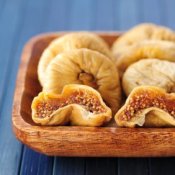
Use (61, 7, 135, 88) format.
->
(0, 0, 175, 174)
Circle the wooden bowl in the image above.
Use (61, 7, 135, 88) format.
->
(12, 32, 175, 157)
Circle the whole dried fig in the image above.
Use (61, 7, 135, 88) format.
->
(123, 59, 175, 96)
(112, 23, 175, 54)
(115, 40, 175, 76)
(38, 32, 113, 86)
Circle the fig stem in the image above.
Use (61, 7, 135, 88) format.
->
(78, 72, 98, 89)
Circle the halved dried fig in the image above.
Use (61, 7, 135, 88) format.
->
(123, 59, 175, 96)
(43, 48, 121, 113)
(32, 84, 112, 126)
(115, 86, 175, 127)
(114, 40, 175, 76)
(38, 32, 113, 86)
(112, 23, 175, 53)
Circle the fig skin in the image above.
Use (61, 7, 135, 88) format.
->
(122, 59, 175, 96)
(115, 86, 175, 128)
(112, 23, 175, 53)
(43, 48, 121, 114)
(38, 32, 114, 86)
(32, 84, 112, 126)
(114, 40, 175, 76)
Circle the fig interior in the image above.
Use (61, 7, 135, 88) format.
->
(120, 91, 175, 121)
(35, 90, 107, 119)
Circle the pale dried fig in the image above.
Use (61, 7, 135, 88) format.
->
(115, 40, 175, 76)
(38, 32, 113, 86)
(123, 59, 175, 96)
(112, 23, 175, 53)
(32, 84, 112, 126)
(115, 86, 175, 127)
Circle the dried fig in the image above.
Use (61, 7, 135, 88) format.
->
(32, 84, 112, 126)
(38, 32, 113, 86)
(115, 86, 175, 127)
(112, 23, 175, 53)
(114, 40, 175, 76)
(123, 59, 175, 96)
(43, 49, 121, 113)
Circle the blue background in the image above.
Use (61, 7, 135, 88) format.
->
(0, 0, 175, 174)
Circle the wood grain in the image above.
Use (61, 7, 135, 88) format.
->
(12, 32, 175, 157)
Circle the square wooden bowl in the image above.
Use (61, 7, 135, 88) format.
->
(12, 32, 175, 157)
